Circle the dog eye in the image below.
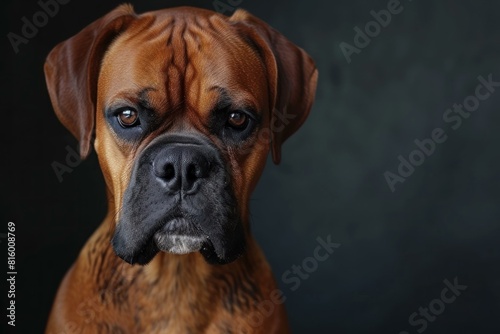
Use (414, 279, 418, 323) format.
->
(117, 108, 140, 128)
(227, 111, 248, 129)
(216, 109, 258, 142)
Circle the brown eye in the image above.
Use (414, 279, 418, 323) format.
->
(117, 108, 139, 127)
(227, 111, 248, 129)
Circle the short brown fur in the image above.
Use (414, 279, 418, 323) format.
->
(45, 5, 317, 334)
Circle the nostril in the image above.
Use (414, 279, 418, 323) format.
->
(186, 163, 198, 181)
(164, 163, 175, 181)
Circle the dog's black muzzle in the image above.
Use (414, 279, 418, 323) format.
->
(112, 133, 245, 265)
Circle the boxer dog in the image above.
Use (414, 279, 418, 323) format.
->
(44, 4, 317, 333)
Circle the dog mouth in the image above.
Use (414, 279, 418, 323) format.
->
(113, 213, 216, 265)
(153, 217, 208, 254)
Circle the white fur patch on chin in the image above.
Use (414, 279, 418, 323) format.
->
(154, 234, 207, 254)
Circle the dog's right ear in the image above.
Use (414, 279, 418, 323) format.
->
(44, 4, 136, 159)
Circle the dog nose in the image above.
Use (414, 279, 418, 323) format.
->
(153, 145, 210, 193)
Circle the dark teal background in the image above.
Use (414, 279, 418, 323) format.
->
(2, 0, 500, 333)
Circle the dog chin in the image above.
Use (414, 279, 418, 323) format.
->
(152, 217, 208, 254)
(153, 233, 207, 254)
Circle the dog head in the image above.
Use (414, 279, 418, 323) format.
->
(44, 5, 317, 265)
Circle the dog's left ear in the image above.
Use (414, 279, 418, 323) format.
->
(229, 10, 318, 164)
(44, 4, 136, 159)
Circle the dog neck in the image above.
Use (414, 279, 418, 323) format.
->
(81, 211, 268, 312)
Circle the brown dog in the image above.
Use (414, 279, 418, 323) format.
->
(44, 4, 317, 333)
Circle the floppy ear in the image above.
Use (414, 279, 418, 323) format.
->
(44, 4, 136, 159)
(229, 9, 318, 164)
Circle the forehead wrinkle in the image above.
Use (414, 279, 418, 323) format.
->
(106, 87, 156, 103)
(119, 15, 157, 44)
(121, 12, 182, 47)
(181, 32, 249, 114)
(161, 20, 192, 114)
